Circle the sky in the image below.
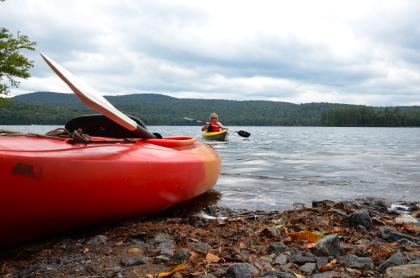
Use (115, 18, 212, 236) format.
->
(1, 0, 420, 106)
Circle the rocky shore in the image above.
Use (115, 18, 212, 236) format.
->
(1, 196, 419, 278)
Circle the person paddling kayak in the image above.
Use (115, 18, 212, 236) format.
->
(201, 113, 227, 132)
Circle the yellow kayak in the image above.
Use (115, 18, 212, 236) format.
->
(202, 130, 229, 141)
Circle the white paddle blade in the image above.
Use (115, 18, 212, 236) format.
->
(40, 53, 138, 132)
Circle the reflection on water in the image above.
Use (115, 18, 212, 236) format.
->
(2, 125, 420, 211)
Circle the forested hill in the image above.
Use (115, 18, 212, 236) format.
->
(1, 91, 420, 126)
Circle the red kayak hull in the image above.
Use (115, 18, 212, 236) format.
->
(0, 135, 220, 248)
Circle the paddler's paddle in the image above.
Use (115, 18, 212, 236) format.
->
(40, 53, 157, 139)
(184, 117, 251, 138)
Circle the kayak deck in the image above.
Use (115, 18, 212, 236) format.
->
(201, 130, 229, 141)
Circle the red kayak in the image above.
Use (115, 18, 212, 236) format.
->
(0, 134, 220, 248)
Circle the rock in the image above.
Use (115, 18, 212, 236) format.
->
(120, 257, 149, 267)
(330, 208, 348, 217)
(240, 249, 252, 260)
(153, 233, 172, 243)
(314, 234, 340, 257)
(226, 263, 259, 278)
(300, 262, 316, 274)
(158, 240, 175, 249)
(256, 256, 273, 270)
(197, 275, 217, 278)
(395, 214, 418, 224)
(379, 226, 419, 243)
(154, 255, 170, 263)
(86, 235, 108, 245)
(190, 242, 212, 253)
(268, 242, 287, 253)
(273, 253, 288, 265)
(341, 254, 373, 270)
(348, 210, 372, 228)
(172, 272, 183, 278)
(260, 269, 295, 278)
(356, 225, 368, 233)
(378, 251, 409, 273)
(385, 264, 420, 278)
(356, 197, 389, 212)
(312, 200, 336, 208)
(288, 252, 317, 265)
(397, 238, 418, 247)
(313, 271, 353, 278)
(172, 248, 191, 263)
(260, 226, 281, 237)
(160, 248, 174, 258)
(188, 215, 210, 227)
(312, 271, 341, 278)
(127, 247, 142, 255)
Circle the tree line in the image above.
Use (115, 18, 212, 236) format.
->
(2, 92, 420, 127)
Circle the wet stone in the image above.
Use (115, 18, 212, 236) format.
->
(341, 254, 373, 270)
(314, 234, 340, 257)
(226, 263, 259, 278)
(378, 251, 409, 273)
(348, 210, 372, 228)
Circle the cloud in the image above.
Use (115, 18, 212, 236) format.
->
(2, 0, 420, 105)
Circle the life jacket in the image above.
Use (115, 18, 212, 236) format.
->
(207, 121, 223, 132)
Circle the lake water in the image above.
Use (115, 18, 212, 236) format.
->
(1, 125, 419, 210)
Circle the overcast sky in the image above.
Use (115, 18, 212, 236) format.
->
(2, 0, 420, 105)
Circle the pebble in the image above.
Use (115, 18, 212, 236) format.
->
(348, 210, 372, 228)
(378, 251, 409, 273)
(86, 235, 108, 245)
(395, 214, 418, 224)
(226, 263, 259, 278)
(341, 254, 373, 270)
(120, 257, 149, 267)
(190, 242, 212, 253)
(314, 234, 340, 257)
(288, 252, 317, 265)
(268, 241, 287, 253)
(273, 253, 288, 265)
(300, 262, 316, 274)
(385, 264, 420, 278)
(172, 248, 191, 263)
